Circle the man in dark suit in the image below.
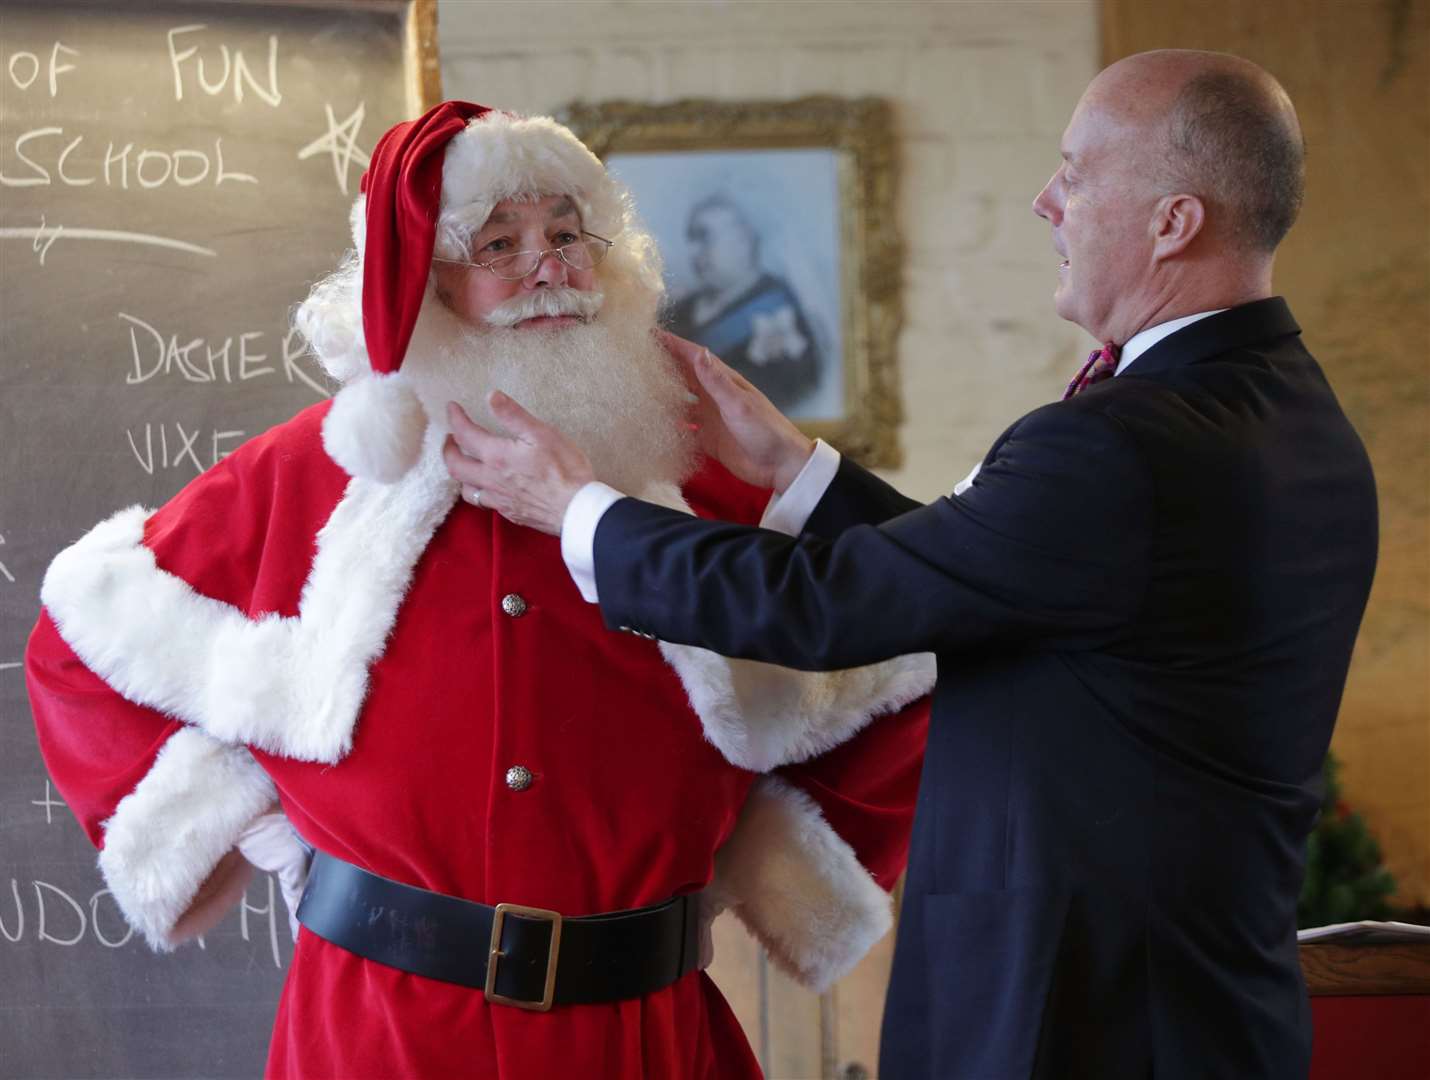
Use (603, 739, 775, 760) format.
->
(443, 50, 1378, 1079)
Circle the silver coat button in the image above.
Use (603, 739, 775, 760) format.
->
(505, 765, 533, 791)
(501, 594, 528, 618)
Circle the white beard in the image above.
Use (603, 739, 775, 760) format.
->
(401, 287, 696, 495)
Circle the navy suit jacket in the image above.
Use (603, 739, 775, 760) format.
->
(593, 298, 1378, 1079)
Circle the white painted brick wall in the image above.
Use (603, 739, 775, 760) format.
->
(438, 0, 1099, 500)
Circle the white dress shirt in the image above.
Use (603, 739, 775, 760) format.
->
(561, 310, 1225, 603)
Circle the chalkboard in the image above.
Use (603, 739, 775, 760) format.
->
(0, 2, 437, 1075)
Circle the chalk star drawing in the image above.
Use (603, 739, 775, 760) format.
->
(297, 102, 372, 196)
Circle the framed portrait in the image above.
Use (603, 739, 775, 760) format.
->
(560, 97, 904, 468)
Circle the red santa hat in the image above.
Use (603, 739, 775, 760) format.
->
(321, 100, 627, 483)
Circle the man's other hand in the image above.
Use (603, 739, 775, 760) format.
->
(443, 393, 595, 535)
(662, 331, 815, 493)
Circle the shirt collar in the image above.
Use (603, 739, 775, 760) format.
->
(1116, 309, 1227, 375)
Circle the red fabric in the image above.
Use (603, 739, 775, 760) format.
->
(1309, 996, 1430, 1080)
(26, 403, 927, 1079)
(1062, 341, 1121, 399)
(359, 101, 490, 375)
(678, 456, 932, 889)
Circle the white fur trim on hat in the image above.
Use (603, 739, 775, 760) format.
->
(321, 372, 427, 483)
(711, 775, 893, 992)
(98, 726, 277, 951)
(435, 112, 626, 259)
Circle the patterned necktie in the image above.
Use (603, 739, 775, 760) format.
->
(1062, 341, 1121, 400)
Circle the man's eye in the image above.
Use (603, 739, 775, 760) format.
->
(480, 237, 512, 254)
(553, 230, 580, 246)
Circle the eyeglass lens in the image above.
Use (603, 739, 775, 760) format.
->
(485, 238, 608, 280)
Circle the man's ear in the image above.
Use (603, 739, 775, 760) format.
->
(1150, 193, 1205, 261)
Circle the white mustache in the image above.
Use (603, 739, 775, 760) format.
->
(483, 288, 605, 328)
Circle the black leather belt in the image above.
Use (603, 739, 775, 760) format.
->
(295, 849, 701, 1011)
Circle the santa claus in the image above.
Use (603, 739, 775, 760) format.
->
(26, 101, 932, 1078)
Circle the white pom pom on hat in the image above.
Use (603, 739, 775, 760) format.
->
(321, 373, 427, 484)
(321, 101, 625, 483)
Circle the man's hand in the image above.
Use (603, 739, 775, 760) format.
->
(662, 331, 815, 493)
(442, 392, 594, 535)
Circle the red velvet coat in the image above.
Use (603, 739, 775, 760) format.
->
(27, 401, 931, 1079)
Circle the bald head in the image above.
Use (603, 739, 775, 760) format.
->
(1095, 50, 1305, 252)
(1034, 50, 1301, 341)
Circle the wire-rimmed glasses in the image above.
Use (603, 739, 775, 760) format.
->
(433, 232, 613, 281)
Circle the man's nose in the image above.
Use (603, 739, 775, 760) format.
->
(527, 250, 567, 288)
(1032, 177, 1059, 223)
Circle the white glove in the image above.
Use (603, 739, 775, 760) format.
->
(236, 811, 312, 942)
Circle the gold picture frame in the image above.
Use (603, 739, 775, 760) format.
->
(560, 96, 904, 468)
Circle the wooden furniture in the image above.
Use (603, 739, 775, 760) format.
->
(1302, 940, 1430, 1080)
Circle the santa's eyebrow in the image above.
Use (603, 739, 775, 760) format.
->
(547, 196, 579, 220)
(477, 198, 579, 232)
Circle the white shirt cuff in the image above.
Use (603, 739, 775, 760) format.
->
(760, 439, 841, 536)
(953, 462, 981, 496)
(561, 481, 626, 603)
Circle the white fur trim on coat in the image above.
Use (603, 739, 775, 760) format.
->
(638, 482, 937, 772)
(660, 644, 934, 772)
(40, 432, 459, 763)
(710, 775, 892, 992)
(98, 726, 276, 951)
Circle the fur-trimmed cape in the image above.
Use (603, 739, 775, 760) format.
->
(30, 401, 932, 1015)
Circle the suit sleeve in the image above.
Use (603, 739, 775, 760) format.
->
(595, 403, 1152, 670)
(803, 455, 923, 538)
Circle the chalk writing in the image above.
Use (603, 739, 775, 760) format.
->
(117, 314, 329, 398)
(0, 225, 217, 263)
(122, 313, 275, 384)
(297, 102, 371, 195)
(27, 214, 62, 263)
(283, 327, 332, 398)
(167, 26, 281, 107)
(0, 532, 13, 584)
(1, 876, 283, 959)
(32, 781, 65, 826)
(36, 880, 86, 945)
(90, 890, 134, 949)
(0, 128, 257, 189)
(0, 880, 19, 943)
(4, 41, 79, 97)
(125, 422, 245, 475)
(240, 874, 283, 968)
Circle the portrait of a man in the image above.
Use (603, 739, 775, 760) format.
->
(607, 149, 844, 418)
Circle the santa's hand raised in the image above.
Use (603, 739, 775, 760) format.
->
(443, 393, 594, 535)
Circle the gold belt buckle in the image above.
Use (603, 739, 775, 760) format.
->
(485, 903, 563, 1011)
